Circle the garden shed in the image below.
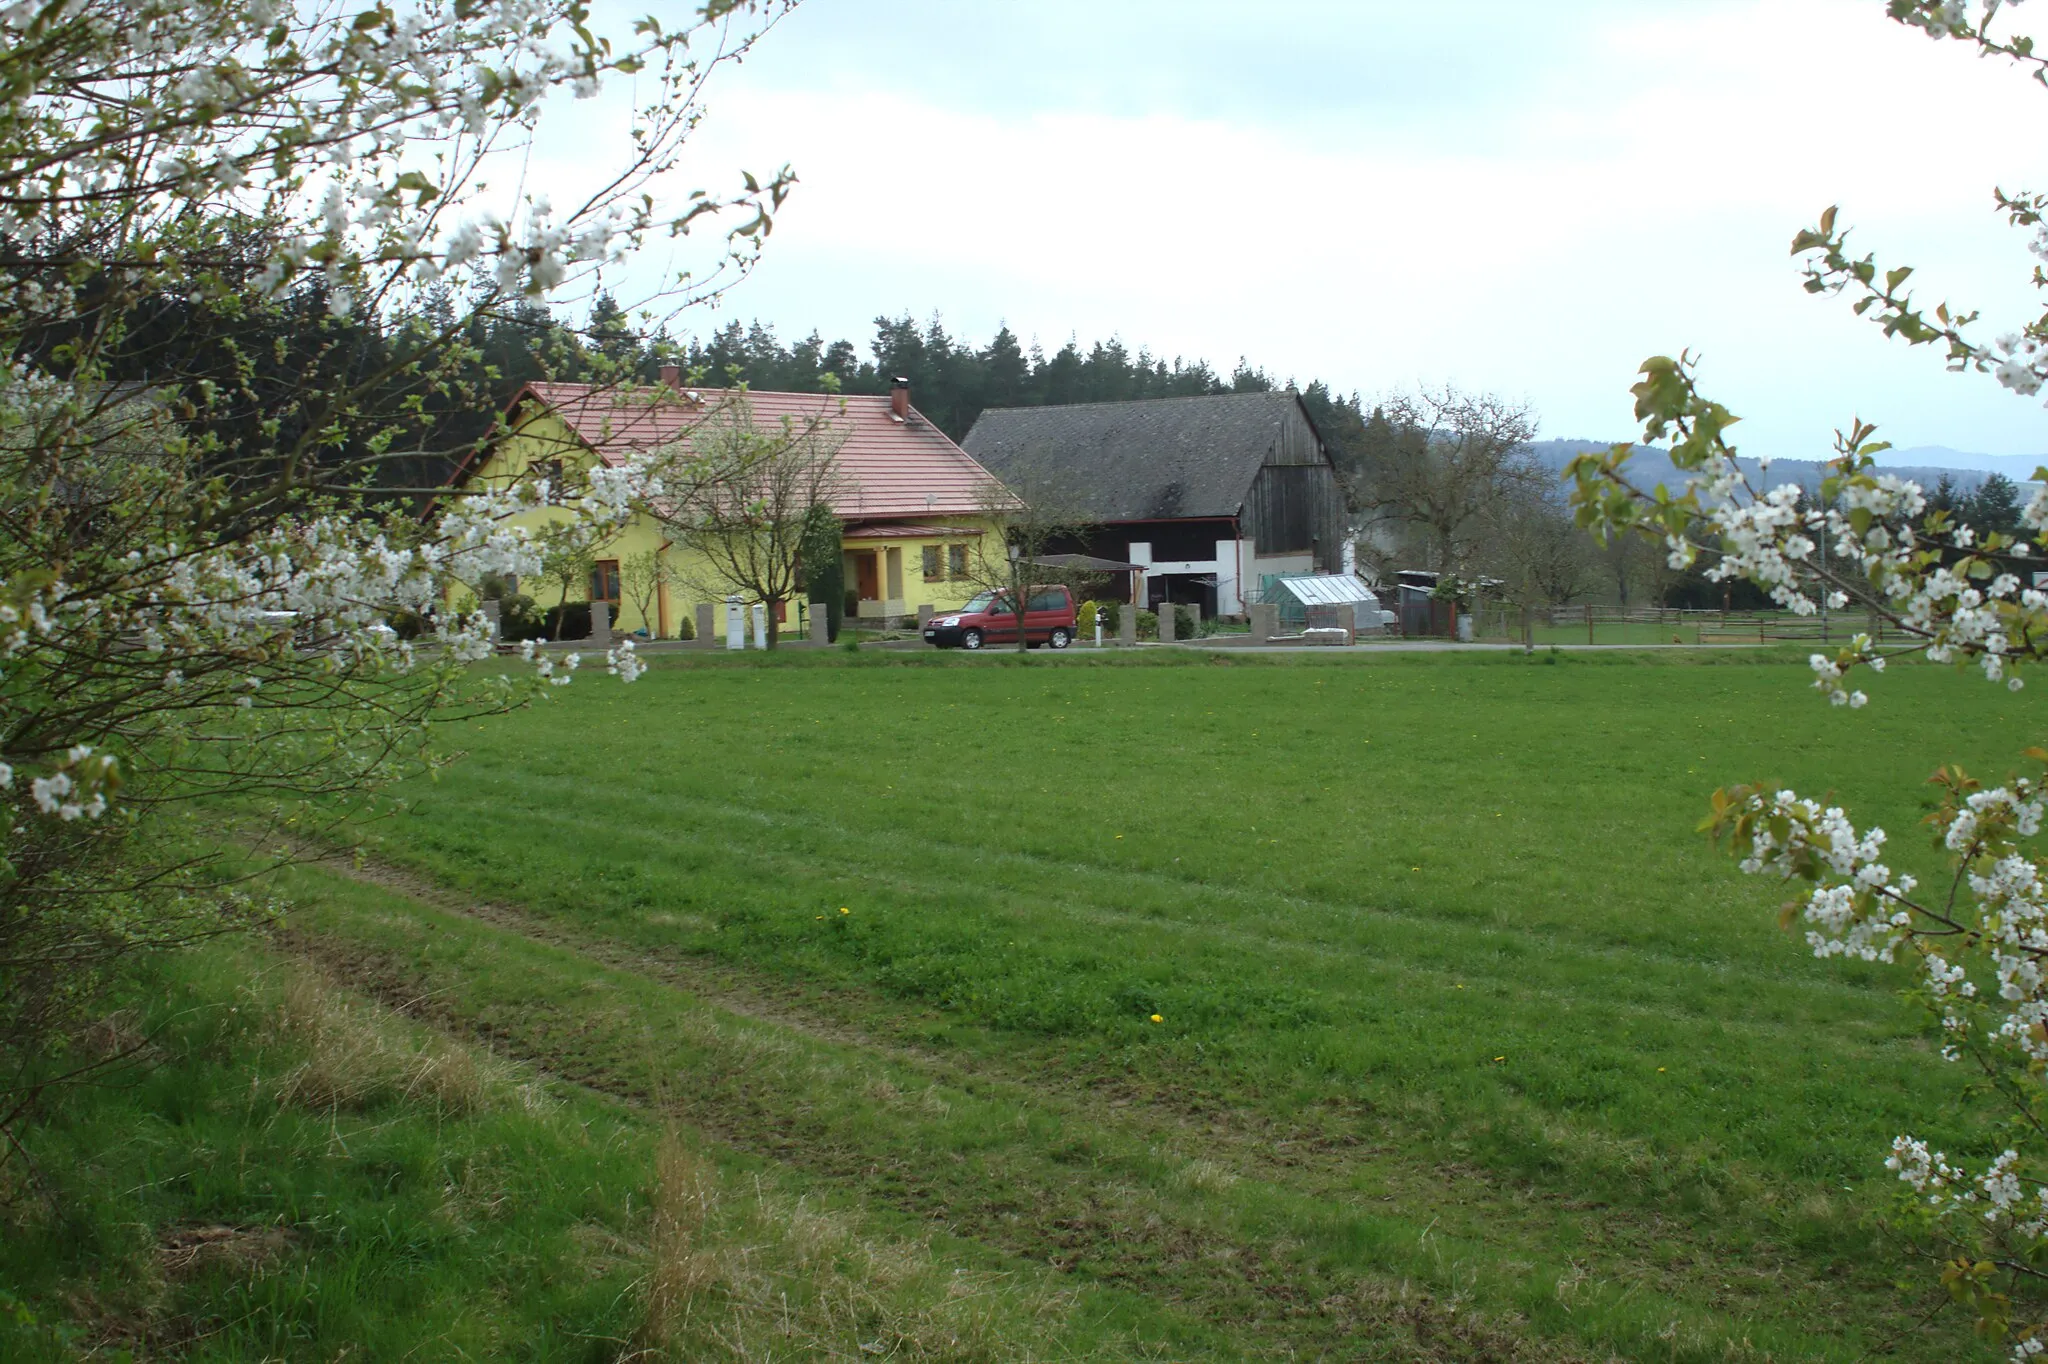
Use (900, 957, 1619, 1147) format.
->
(1266, 574, 1385, 632)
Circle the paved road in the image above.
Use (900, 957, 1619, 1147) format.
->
(600, 638, 1768, 657)
(1175, 640, 1764, 654)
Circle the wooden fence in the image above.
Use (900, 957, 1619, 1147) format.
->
(1463, 604, 1887, 646)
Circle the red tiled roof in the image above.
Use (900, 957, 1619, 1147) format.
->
(504, 382, 1012, 519)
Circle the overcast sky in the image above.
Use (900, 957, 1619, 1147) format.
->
(550, 0, 2048, 461)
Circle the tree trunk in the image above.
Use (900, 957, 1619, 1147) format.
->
(763, 596, 781, 649)
(1013, 568, 1029, 653)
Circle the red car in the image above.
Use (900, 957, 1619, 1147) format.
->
(924, 585, 1077, 650)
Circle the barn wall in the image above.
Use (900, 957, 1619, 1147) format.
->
(1246, 463, 1345, 569)
(1267, 403, 1326, 466)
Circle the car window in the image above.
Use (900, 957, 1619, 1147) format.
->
(1027, 589, 1066, 612)
(960, 591, 997, 613)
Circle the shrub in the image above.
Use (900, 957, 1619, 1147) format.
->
(1074, 599, 1097, 638)
(496, 594, 546, 641)
(1097, 603, 1160, 639)
(545, 603, 592, 642)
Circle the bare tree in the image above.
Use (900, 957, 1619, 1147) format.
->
(1596, 527, 1660, 608)
(1476, 481, 1592, 643)
(951, 472, 1092, 653)
(619, 548, 674, 638)
(535, 520, 610, 636)
(1351, 388, 1543, 576)
(658, 394, 847, 648)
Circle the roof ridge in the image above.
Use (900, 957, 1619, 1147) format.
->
(524, 379, 871, 402)
(976, 390, 1295, 417)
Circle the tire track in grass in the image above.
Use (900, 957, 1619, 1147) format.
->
(272, 917, 1569, 1363)
(384, 778, 1908, 1038)
(359, 800, 1952, 1203)
(271, 852, 1967, 1364)
(305, 840, 1803, 1214)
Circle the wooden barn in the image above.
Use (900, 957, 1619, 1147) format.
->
(961, 390, 1349, 617)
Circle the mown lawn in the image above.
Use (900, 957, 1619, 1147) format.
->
(13, 647, 2035, 1360)
(312, 647, 2032, 1359)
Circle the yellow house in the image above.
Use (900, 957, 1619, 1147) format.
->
(443, 373, 1015, 638)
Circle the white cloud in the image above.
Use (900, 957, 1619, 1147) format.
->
(535, 0, 2048, 458)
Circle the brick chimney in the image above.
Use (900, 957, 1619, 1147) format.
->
(659, 364, 681, 388)
(890, 376, 909, 421)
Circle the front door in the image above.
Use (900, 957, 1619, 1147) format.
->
(854, 551, 880, 604)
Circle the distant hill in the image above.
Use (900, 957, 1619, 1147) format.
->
(1522, 438, 2017, 497)
(1878, 445, 2047, 481)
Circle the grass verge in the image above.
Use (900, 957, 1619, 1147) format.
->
(0, 939, 1163, 1361)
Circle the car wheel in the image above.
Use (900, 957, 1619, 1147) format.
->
(1048, 627, 1072, 649)
(962, 628, 984, 650)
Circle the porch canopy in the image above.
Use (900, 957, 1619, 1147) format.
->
(1029, 553, 1142, 605)
(1033, 553, 1142, 572)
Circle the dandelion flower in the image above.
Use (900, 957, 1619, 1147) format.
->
(839, 907, 850, 914)
(1149, 1014, 1163, 1023)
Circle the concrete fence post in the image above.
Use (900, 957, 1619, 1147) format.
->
(1249, 603, 1277, 644)
(1117, 602, 1137, 646)
(725, 597, 744, 651)
(750, 603, 768, 650)
(1186, 602, 1201, 636)
(1157, 600, 1176, 643)
(480, 598, 501, 639)
(588, 600, 611, 647)
(1337, 602, 1356, 643)
(694, 602, 715, 649)
(809, 610, 829, 645)
(917, 604, 934, 628)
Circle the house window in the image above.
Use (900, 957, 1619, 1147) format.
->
(537, 457, 566, 490)
(947, 543, 969, 579)
(589, 559, 621, 606)
(921, 545, 944, 582)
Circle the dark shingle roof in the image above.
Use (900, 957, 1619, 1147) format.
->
(961, 391, 1311, 522)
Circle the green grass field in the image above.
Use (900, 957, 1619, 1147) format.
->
(10, 648, 2039, 1360)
